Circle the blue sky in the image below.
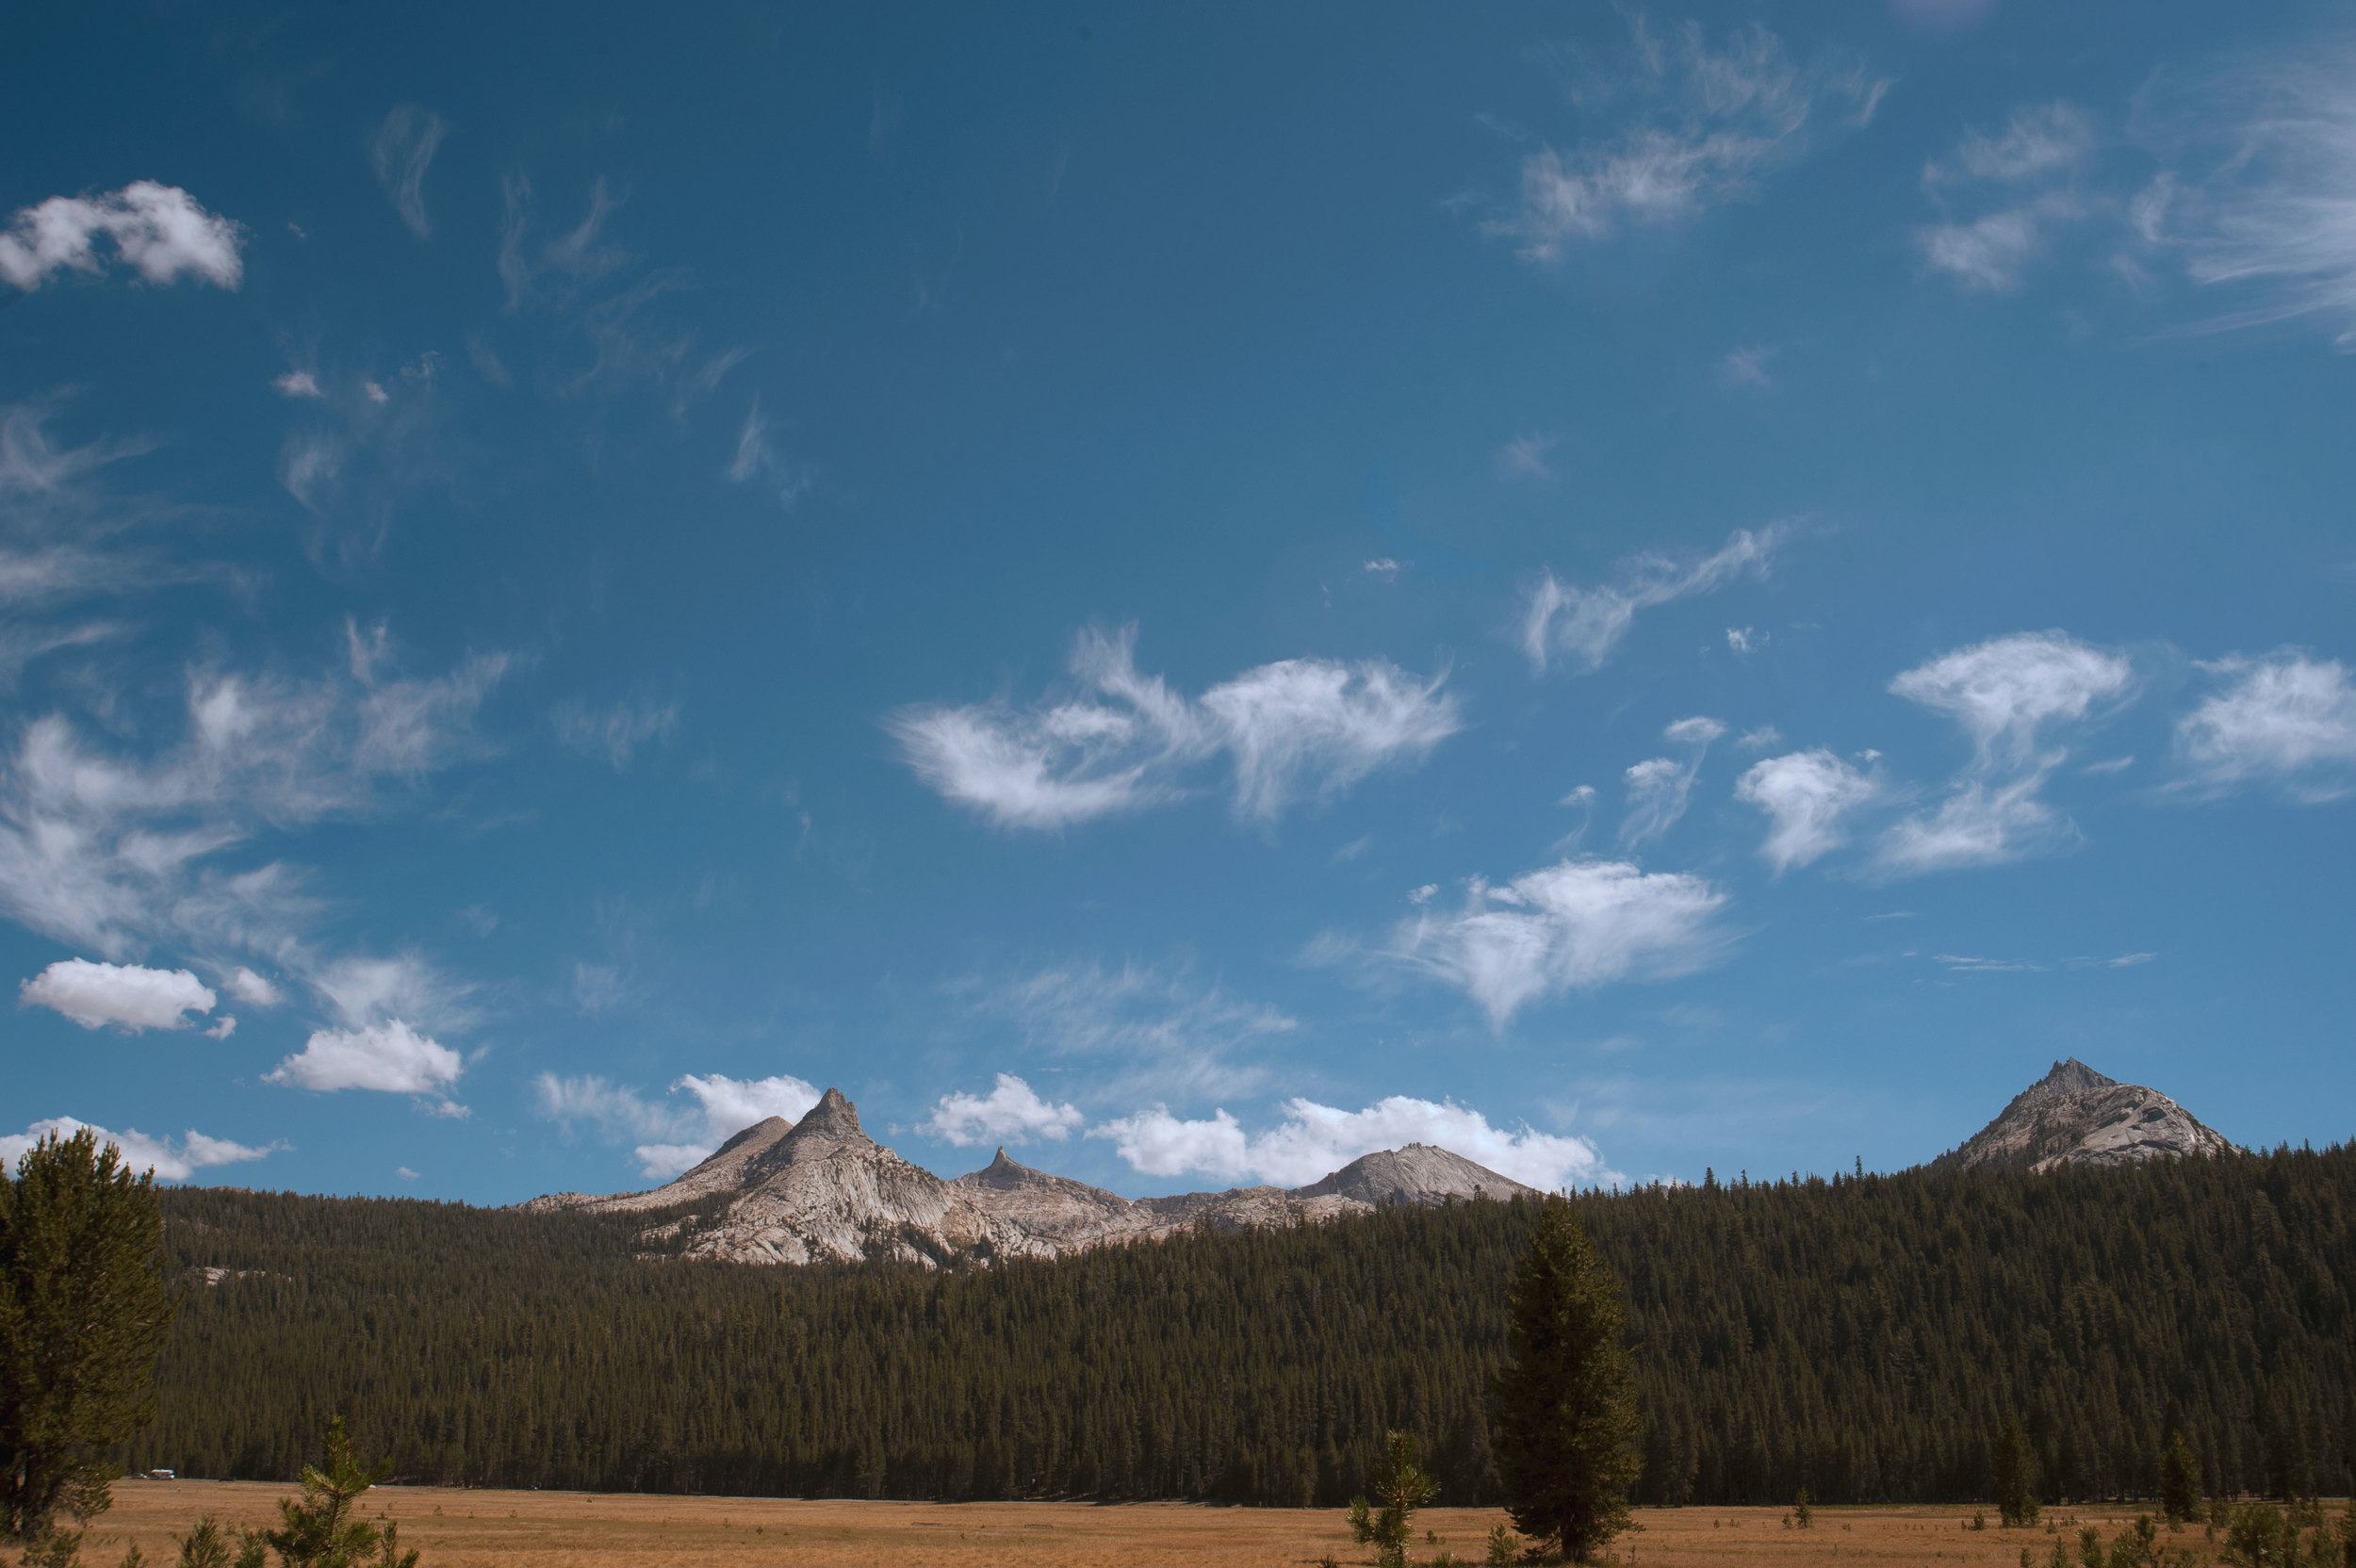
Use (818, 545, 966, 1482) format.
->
(4, 0, 2352, 1202)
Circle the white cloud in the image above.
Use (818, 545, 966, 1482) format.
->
(1918, 193, 2084, 291)
(889, 624, 1460, 829)
(0, 1117, 270, 1183)
(0, 183, 243, 291)
(271, 370, 323, 400)
(975, 959, 1296, 1103)
(921, 1073, 1084, 1148)
(1363, 557, 1401, 579)
(2145, 42, 2356, 348)
(1488, 21, 1887, 261)
(1719, 346, 1777, 389)
(1088, 1095, 1616, 1192)
(727, 395, 810, 509)
(369, 106, 449, 240)
(1890, 630, 2133, 768)
(1726, 626, 1763, 656)
(553, 695, 679, 769)
(1520, 525, 1786, 675)
(19, 957, 216, 1032)
(266, 1020, 461, 1099)
(223, 967, 282, 1007)
(0, 632, 505, 964)
(1878, 769, 2067, 875)
(1619, 716, 1726, 845)
(1926, 103, 2097, 187)
(1916, 105, 2098, 292)
(1735, 749, 1882, 873)
(2174, 653, 2356, 801)
(534, 1070, 822, 1180)
(1497, 433, 1559, 480)
(1875, 631, 2131, 874)
(1390, 858, 1731, 1027)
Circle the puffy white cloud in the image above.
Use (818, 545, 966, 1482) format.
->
(266, 1020, 461, 1098)
(1520, 526, 1785, 675)
(2174, 653, 2356, 801)
(0, 183, 243, 291)
(272, 370, 323, 400)
(1889, 631, 2133, 769)
(368, 106, 448, 239)
(533, 1070, 822, 1180)
(1488, 21, 1887, 261)
(223, 967, 282, 1007)
(1735, 750, 1883, 873)
(890, 625, 1459, 829)
(1876, 631, 2130, 875)
(1619, 716, 1726, 845)
(1089, 1095, 1616, 1192)
(553, 695, 679, 769)
(0, 1117, 270, 1182)
(1390, 859, 1731, 1027)
(921, 1073, 1084, 1148)
(19, 957, 216, 1032)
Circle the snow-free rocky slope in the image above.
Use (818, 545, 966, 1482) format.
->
(1927, 1058, 2235, 1175)
(523, 1087, 1539, 1266)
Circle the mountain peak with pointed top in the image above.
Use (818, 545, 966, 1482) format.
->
(1930, 1059, 2233, 1175)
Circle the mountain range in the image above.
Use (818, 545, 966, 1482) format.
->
(525, 1058, 2234, 1267)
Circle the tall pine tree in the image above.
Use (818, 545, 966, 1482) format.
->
(1491, 1200, 1641, 1563)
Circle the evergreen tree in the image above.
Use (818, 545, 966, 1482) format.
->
(1991, 1414, 2039, 1527)
(262, 1419, 416, 1568)
(1490, 1200, 1641, 1563)
(2159, 1431, 2201, 1526)
(1349, 1431, 1437, 1568)
(0, 1131, 178, 1541)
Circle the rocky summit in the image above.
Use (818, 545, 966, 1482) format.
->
(1928, 1058, 2235, 1175)
(523, 1086, 1540, 1266)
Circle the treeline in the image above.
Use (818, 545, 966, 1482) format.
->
(132, 1144, 2355, 1508)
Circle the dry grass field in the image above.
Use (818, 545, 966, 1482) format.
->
(91, 1480, 2269, 1568)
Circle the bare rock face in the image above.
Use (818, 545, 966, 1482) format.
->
(523, 1088, 1541, 1268)
(1930, 1058, 2235, 1175)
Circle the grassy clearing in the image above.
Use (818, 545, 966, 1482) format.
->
(95, 1482, 2301, 1568)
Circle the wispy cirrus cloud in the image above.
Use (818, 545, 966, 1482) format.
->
(1620, 716, 1726, 846)
(1486, 19, 1888, 262)
(2137, 39, 2356, 348)
(1387, 858, 1732, 1027)
(369, 106, 449, 239)
(2172, 652, 2356, 802)
(553, 694, 679, 769)
(1916, 104, 2100, 291)
(889, 625, 1461, 829)
(1519, 525, 1787, 675)
(1875, 630, 2133, 874)
(0, 183, 243, 291)
(967, 957, 1297, 1103)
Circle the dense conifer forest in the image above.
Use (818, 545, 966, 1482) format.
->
(133, 1144, 2354, 1508)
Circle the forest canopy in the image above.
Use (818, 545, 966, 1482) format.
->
(134, 1144, 2353, 1509)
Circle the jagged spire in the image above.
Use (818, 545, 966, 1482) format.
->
(792, 1086, 866, 1140)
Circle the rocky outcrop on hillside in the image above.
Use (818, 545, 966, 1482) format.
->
(1929, 1058, 2234, 1175)
(526, 1086, 1540, 1267)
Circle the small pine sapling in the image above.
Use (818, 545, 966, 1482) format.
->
(1794, 1489, 1814, 1529)
(1349, 1431, 1438, 1568)
(261, 1420, 417, 1568)
(1486, 1524, 1518, 1566)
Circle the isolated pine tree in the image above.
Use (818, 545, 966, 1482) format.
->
(0, 1130, 178, 1541)
(1490, 1199, 1641, 1563)
(1990, 1413, 2040, 1527)
(2159, 1431, 2201, 1526)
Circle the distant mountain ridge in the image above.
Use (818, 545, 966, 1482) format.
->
(523, 1087, 1540, 1266)
(1928, 1057, 2235, 1174)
